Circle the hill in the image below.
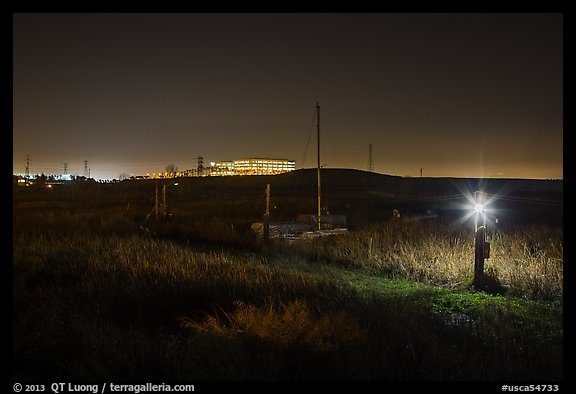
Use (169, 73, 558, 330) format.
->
(113, 168, 563, 199)
(15, 168, 563, 226)
(110, 168, 562, 226)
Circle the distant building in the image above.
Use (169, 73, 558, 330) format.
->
(210, 161, 235, 176)
(140, 158, 296, 179)
(232, 158, 295, 176)
(209, 158, 295, 176)
(14, 175, 26, 186)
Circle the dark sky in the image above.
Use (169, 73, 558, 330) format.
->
(13, 13, 563, 180)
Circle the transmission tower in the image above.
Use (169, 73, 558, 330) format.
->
(368, 144, 374, 172)
(196, 156, 204, 176)
(84, 160, 89, 177)
(25, 154, 30, 179)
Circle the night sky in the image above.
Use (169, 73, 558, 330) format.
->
(13, 13, 563, 180)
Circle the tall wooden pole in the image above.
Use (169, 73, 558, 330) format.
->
(316, 102, 321, 232)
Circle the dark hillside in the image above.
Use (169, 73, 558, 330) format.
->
(14, 169, 562, 226)
(108, 168, 562, 200)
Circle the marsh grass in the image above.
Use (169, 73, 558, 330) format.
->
(13, 191, 562, 380)
(180, 299, 367, 352)
(277, 221, 563, 302)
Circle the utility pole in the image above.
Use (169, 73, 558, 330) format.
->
(420, 168, 423, 178)
(316, 102, 321, 232)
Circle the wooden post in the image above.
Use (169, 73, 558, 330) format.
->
(162, 184, 167, 220)
(154, 183, 159, 222)
(474, 226, 486, 288)
(263, 184, 270, 242)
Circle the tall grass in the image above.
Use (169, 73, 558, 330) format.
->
(13, 192, 562, 380)
(13, 232, 358, 379)
(488, 225, 563, 301)
(279, 220, 563, 302)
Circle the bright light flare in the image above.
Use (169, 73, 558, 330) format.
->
(474, 203, 486, 214)
(450, 186, 500, 229)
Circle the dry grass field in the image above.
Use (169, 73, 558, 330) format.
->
(12, 172, 562, 381)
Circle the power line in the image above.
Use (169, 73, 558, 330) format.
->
(489, 194, 563, 206)
(301, 106, 318, 169)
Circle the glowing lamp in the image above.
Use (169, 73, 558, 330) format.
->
(474, 203, 485, 214)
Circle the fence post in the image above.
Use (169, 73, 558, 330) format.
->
(263, 184, 270, 242)
(154, 183, 159, 222)
(161, 184, 167, 220)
